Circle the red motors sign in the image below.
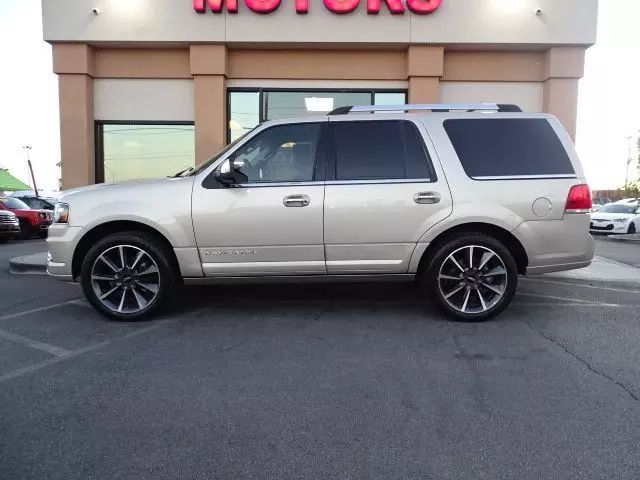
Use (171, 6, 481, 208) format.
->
(194, 0, 442, 15)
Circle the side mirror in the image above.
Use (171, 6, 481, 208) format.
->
(214, 159, 248, 187)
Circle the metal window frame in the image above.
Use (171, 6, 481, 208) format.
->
(94, 120, 195, 184)
(226, 87, 408, 144)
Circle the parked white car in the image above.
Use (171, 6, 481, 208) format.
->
(590, 203, 640, 235)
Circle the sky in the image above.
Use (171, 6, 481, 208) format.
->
(0, 1, 638, 192)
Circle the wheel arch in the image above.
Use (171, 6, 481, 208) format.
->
(417, 222, 529, 276)
(72, 220, 181, 280)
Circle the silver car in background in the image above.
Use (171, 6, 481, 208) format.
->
(47, 103, 594, 322)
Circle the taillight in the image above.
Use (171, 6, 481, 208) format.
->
(565, 184, 592, 213)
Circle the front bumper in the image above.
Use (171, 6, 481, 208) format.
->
(46, 224, 84, 280)
(589, 220, 629, 234)
(0, 224, 20, 237)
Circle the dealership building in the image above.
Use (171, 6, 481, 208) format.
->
(42, 0, 598, 189)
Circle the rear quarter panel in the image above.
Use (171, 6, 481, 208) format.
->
(417, 114, 592, 270)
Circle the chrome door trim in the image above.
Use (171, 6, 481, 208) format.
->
(231, 181, 324, 188)
(184, 274, 416, 285)
(471, 174, 578, 181)
(325, 178, 432, 186)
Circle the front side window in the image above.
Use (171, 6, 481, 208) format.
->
(332, 120, 432, 181)
(444, 118, 575, 179)
(99, 123, 195, 183)
(230, 123, 324, 183)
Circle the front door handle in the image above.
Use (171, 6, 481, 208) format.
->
(414, 192, 441, 204)
(283, 194, 311, 207)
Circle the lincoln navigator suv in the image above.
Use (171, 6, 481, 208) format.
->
(47, 104, 594, 322)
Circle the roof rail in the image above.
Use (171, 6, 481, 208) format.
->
(328, 103, 522, 115)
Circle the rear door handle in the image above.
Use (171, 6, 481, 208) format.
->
(283, 194, 311, 207)
(414, 192, 441, 204)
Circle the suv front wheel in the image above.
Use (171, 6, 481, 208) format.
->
(80, 232, 177, 321)
(423, 233, 517, 321)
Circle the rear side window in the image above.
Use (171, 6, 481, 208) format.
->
(443, 118, 575, 179)
(332, 120, 432, 181)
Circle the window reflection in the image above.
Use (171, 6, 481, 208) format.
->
(102, 124, 195, 183)
(265, 91, 371, 120)
(228, 89, 408, 141)
(229, 92, 260, 142)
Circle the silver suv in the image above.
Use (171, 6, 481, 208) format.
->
(47, 103, 594, 322)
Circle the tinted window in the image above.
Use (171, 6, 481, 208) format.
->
(231, 123, 323, 183)
(404, 122, 432, 179)
(333, 120, 431, 181)
(444, 119, 574, 179)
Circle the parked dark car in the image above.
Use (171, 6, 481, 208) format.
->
(13, 196, 55, 211)
(0, 197, 52, 239)
(0, 209, 21, 243)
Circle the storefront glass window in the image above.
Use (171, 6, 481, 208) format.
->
(228, 89, 407, 141)
(265, 91, 371, 120)
(374, 92, 406, 106)
(101, 124, 195, 183)
(229, 91, 260, 142)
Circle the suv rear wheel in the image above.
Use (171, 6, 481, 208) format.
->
(80, 232, 177, 321)
(422, 233, 517, 322)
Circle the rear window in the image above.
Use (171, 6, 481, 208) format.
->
(443, 118, 575, 179)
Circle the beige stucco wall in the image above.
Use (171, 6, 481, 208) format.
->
(43, 0, 597, 46)
(53, 44, 588, 189)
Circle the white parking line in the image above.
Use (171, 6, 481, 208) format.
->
(516, 291, 611, 305)
(521, 277, 640, 294)
(0, 299, 86, 323)
(0, 328, 70, 356)
(0, 320, 169, 383)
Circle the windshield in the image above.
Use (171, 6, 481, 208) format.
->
(187, 127, 257, 177)
(1, 197, 30, 209)
(598, 204, 637, 214)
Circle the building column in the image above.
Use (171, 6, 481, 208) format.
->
(407, 46, 444, 103)
(190, 45, 227, 164)
(53, 44, 95, 189)
(543, 47, 586, 140)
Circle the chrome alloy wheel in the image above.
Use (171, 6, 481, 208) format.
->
(90, 245, 160, 314)
(437, 245, 508, 314)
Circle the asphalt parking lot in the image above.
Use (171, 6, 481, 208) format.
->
(1, 238, 640, 479)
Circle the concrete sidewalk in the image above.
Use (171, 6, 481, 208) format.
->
(9, 252, 48, 274)
(9, 251, 640, 284)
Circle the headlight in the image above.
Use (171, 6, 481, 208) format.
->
(39, 212, 46, 219)
(613, 218, 628, 223)
(53, 203, 70, 224)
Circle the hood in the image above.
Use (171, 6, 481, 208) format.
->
(591, 212, 635, 221)
(58, 177, 193, 203)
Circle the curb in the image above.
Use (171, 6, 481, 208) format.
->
(9, 252, 48, 275)
(607, 234, 640, 243)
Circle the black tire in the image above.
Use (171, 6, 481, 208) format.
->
(80, 231, 178, 321)
(421, 233, 518, 322)
(628, 222, 636, 235)
(0, 238, 7, 244)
